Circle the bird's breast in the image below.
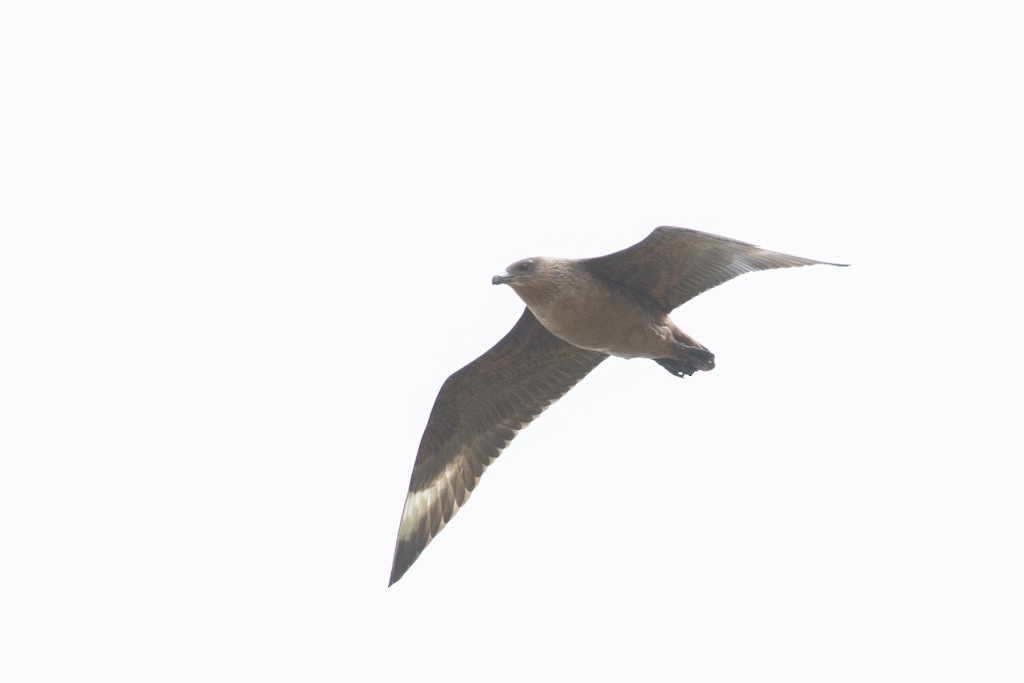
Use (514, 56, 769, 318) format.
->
(524, 286, 674, 359)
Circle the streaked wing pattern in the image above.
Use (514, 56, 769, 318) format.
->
(583, 226, 840, 313)
(389, 308, 607, 585)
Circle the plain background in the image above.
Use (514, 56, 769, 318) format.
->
(2, 1, 1021, 681)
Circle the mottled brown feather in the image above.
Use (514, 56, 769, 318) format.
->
(583, 226, 840, 313)
(389, 308, 606, 585)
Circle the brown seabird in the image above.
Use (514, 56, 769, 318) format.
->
(389, 226, 844, 585)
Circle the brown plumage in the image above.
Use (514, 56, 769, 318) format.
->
(389, 226, 844, 585)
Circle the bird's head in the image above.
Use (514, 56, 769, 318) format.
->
(491, 258, 538, 287)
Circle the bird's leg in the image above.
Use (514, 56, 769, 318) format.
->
(653, 322, 716, 378)
(653, 345, 716, 378)
(675, 342, 715, 369)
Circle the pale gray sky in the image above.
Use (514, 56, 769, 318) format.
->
(2, 2, 1021, 681)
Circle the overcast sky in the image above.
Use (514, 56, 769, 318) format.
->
(2, 2, 1021, 681)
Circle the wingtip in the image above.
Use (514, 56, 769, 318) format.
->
(388, 562, 407, 587)
(388, 557, 405, 587)
(389, 541, 417, 586)
(806, 258, 849, 268)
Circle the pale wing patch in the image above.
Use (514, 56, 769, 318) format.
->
(396, 423, 521, 545)
(398, 463, 469, 543)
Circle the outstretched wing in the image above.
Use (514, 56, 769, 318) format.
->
(390, 308, 607, 585)
(583, 226, 843, 313)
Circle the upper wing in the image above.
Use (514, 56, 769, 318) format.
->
(389, 308, 607, 585)
(582, 226, 843, 313)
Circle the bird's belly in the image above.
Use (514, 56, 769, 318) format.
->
(532, 303, 675, 359)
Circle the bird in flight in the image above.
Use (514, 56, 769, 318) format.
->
(389, 226, 844, 585)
